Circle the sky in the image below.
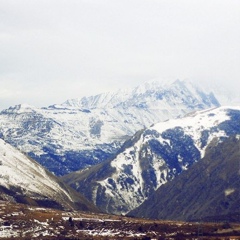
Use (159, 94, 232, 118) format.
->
(0, 0, 239, 110)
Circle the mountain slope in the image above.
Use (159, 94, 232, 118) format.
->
(0, 80, 219, 175)
(129, 135, 240, 221)
(62, 107, 240, 215)
(0, 138, 98, 212)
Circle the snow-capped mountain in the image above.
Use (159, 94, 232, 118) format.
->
(62, 107, 240, 215)
(62, 79, 219, 110)
(0, 80, 219, 175)
(0, 138, 98, 212)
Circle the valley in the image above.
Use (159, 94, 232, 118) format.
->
(1, 201, 240, 239)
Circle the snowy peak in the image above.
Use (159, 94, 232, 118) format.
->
(154, 106, 229, 129)
(54, 79, 219, 113)
(60, 79, 220, 110)
(61, 90, 132, 109)
(131, 79, 165, 95)
(1, 104, 36, 114)
(151, 106, 234, 147)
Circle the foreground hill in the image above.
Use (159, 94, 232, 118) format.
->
(62, 107, 240, 215)
(0, 80, 219, 175)
(129, 135, 240, 222)
(0, 139, 98, 212)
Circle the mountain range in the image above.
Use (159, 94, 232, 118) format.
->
(62, 106, 240, 215)
(0, 79, 219, 175)
(0, 78, 239, 224)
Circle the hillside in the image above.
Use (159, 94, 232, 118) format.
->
(129, 135, 240, 222)
(0, 138, 98, 212)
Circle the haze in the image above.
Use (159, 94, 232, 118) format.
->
(0, 0, 239, 110)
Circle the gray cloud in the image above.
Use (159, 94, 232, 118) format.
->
(0, 0, 239, 109)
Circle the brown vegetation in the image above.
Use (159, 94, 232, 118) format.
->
(0, 201, 240, 239)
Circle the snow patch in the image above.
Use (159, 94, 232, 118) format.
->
(224, 188, 235, 196)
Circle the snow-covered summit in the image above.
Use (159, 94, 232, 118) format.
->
(59, 79, 219, 111)
(2, 103, 36, 114)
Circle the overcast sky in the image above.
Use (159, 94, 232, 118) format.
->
(0, 0, 239, 109)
